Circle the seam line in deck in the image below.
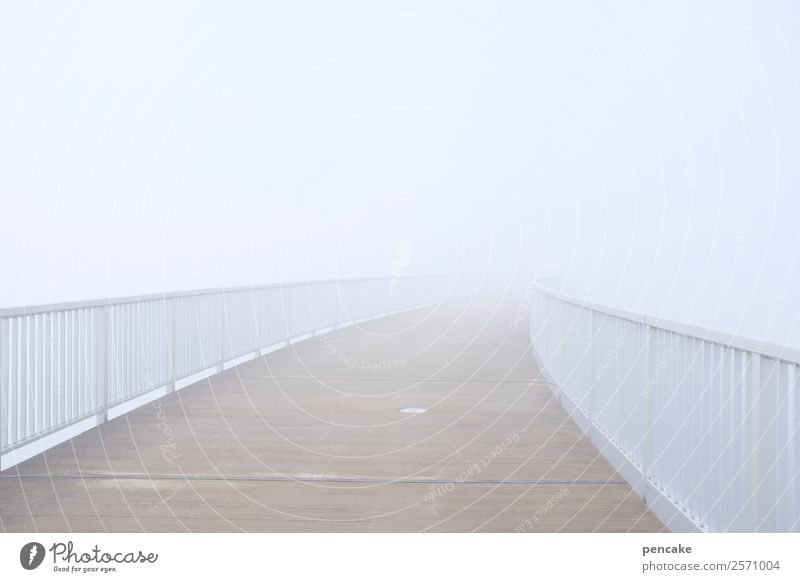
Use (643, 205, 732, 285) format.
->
(0, 475, 625, 486)
(224, 378, 550, 384)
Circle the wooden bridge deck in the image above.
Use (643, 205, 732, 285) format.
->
(0, 303, 664, 532)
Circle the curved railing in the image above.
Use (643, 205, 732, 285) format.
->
(0, 275, 472, 471)
(529, 282, 799, 532)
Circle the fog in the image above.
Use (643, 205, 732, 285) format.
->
(1, 1, 799, 348)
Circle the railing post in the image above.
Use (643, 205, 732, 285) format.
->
(371, 279, 376, 318)
(788, 367, 798, 532)
(285, 287, 292, 341)
(167, 297, 177, 393)
(0, 317, 8, 454)
(219, 293, 225, 371)
(311, 283, 318, 333)
(557, 299, 564, 399)
(254, 289, 261, 357)
(333, 283, 339, 328)
(642, 324, 654, 490)
(755, 355, 778, 532)
(749, 352, 762, 531)
(95, 306, 109, 424)
(588, 309, 596, 434)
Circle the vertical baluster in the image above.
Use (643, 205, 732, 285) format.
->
(117, 304, 123, 403)
(135, 302, 142, 394)
(57, 312, 63, 426)
(168, 298, 176, 392)
(134, 302, 140, 394)
(758, 356, 779, 532)
(154, 301, 160, 385)
(78, 309, 90, 416)
(737, 351, 749, 531)
(198, 295, 204, 370)
(0, 317, 8, 453)
(11, 318, 19, 445)
(42, 313, 49, 430)
(21, 316, 29, 440)
(662, 330, 671, 495)
(97, 306, 108, 423)
(725, 347, 737, 530)
(151, 301, 157, 386)
(586, 306, 594, 432)
(643, 324, 654, 491)
(125, 303, 131, 399)
(147, 301, 153, 388)
(45, 313, 51, 432)
(121, 304, 127, 402)
(77, 310, 84, 418)
(775, 362, 790, 531)
(748, 353, 761, 531)
(219, 293, 225, 369)
(141, 302, 147, 390)
(682, 336, 691, 504)
(78, 311, 85, 417)
(730, 349, 740, 530)
(55, 312, 61, 426)
(130, 302, 135, 396)
(253, 289, 260, 357)
(33, 315, 40, 435)
(790, 365, 799, 532)
(115, 304, 121, 403)
(556, 300, 564, 396)
(701, 342, 709, 527)
(64, 311, 70, 421)
(72, 310, 78, 419)
(229, 293, 235, 357)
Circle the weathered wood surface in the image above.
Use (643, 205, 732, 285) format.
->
(0, 303, 664, 532)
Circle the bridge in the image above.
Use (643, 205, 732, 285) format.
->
(0, 276, 796, 532)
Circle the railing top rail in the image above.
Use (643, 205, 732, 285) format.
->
(0, 274, 463, 318)
(534, 281, 800, 366)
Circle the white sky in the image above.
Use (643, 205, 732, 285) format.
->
(1, 1, 799, 347)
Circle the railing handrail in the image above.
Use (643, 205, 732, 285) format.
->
(534, 281, 800, 366)
(0, 274, 462, 318)
(1, 273, 471, 470)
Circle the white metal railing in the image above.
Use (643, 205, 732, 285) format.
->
(530, 282, 799, 532)
(0, 275, 471, 470)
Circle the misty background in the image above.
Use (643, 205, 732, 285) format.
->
(1, 1, 799, 348)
